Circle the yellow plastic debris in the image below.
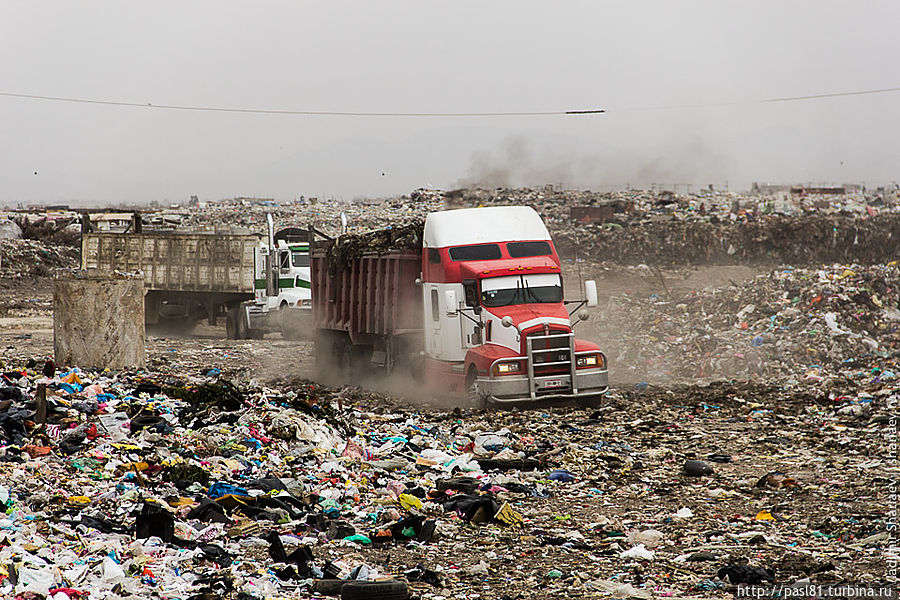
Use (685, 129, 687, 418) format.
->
(836, 269, 856, 280)
(398, 493, 422, 510)
(495, 502, 524, 527)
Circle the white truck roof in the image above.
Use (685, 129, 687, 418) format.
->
(423, 206, 550, 248)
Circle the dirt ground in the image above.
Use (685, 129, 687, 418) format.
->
(1, 264, 764, 389)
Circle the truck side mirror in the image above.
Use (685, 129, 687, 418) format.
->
(585, 280, 598, 307)
(462, 279, 478, 307)
(445, 289, 458, 316)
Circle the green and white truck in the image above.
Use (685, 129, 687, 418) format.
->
(81, 213, 311, 339)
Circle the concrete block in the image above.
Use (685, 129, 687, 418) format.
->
(53, 270, 145, 369)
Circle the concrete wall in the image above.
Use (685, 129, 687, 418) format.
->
(53, 270, 145, 369)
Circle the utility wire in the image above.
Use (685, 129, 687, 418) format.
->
(0, 92, 583, 116)
(0, 86, 898, 117)
(761, 86, 900, 103)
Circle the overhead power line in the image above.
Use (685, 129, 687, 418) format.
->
(761, 86, 900, 103)
(0, 86, 897, 117)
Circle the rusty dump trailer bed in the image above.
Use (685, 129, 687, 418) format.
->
(310, 251, 422, 337)
(310, 248, 423, 372)
(82, 231, 262, 325)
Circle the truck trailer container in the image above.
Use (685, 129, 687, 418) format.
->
(81, 213, 312, 338)
(311, 206, 608, 406)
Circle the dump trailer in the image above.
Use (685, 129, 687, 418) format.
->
(81, 213, 311, 338)
(310, 206, 609, 407)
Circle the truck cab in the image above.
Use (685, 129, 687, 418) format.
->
(233, 224, 313, 339)
(420, 206, 608, 405)
(253, 238, 312, 311)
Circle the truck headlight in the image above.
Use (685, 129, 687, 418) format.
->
(493, 361, 522, 376)
(577, 354, 604, 369)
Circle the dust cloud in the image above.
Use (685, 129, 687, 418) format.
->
(456, 135, 739, 190)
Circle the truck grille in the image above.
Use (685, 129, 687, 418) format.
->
(526, 329, 572, 375)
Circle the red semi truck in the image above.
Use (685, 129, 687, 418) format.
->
(310, 206, 608, 406)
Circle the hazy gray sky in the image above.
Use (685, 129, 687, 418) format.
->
(1, 1, 898, 205)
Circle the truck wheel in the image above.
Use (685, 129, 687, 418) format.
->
(314, 331, 331, 371)
(235, 310, 247, 339)
(279, 302, 305, 341)
(465, 366, 486, 409)
(226, 306, 246, 340)
(576, 394, 606, 409)
(339, 342, 354, 382)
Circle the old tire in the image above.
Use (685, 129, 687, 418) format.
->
(340, 580, 409, 600)
(314, 579, 345, 596)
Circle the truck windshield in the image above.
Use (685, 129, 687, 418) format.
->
(480, 273, 562, 307)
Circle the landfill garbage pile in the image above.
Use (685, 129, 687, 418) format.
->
(0, 240, 80, 279)
(440, 186, 898, 221)
(0, 219, 23, 241)
(178, 195, 443, 239)
(322, 220, 424, 273)
(7, 185, 896, 278)
(14, 216, 81, 247)
(174, 187, 900, 267)
(0, 357, 893, 598)
(436, 187, 900, 266)
(551, 213, 900, 266)
(592, 262, 900, 384)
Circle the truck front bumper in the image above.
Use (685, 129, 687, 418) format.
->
(477, 368, 609, 405)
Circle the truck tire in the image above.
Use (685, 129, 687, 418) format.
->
(339, 341, 354, 382)
(278, 302, 294, 340)
(314, 331, 332, 371)
(465, 365, 486, 409)
(576, 394, 606, 409)
(340, 580, 409, 600)
(231, 307, 247, 340)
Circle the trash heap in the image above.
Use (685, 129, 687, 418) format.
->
(0, 240, 79, 279)
(595, 262, 900, 384)
(436, 187, 900, 266)
(178, 195, 443, 239)
(0, 354, 894, 598)
(322, 220, 424, 273)
(6, 186, 899, 278)
(551, 213, 900, 266)
(174, 187, 900, 267)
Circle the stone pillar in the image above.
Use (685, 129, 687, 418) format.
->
(53, 270, 145, 369)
